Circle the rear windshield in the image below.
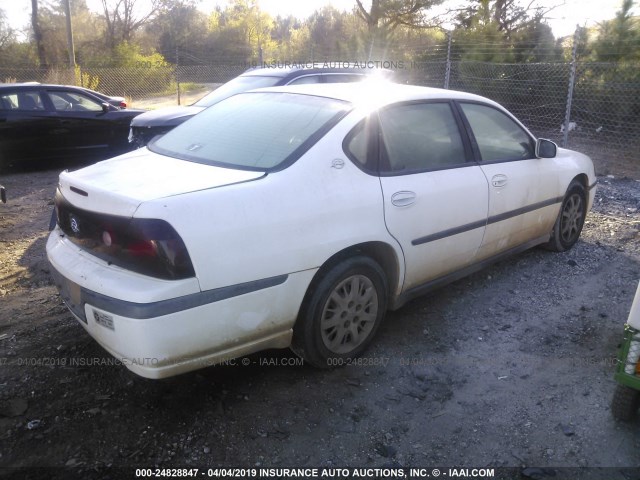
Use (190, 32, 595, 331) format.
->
(150, 92, 351, 171)
(193, 75, 283, 107)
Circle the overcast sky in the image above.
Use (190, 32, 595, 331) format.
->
(1, 0, 634, 40)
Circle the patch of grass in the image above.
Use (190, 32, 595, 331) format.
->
(160, 81, 205, 96)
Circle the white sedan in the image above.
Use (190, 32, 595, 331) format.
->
(47, 83, 596, 378)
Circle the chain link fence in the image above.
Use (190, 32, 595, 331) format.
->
(445, 61, 640, 174)
(1, 61, 638, 174)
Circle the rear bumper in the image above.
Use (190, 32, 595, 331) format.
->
(47, 229, 315, 379)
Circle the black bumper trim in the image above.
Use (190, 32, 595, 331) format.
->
(51, 266, 288, 320)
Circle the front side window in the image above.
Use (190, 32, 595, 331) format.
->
(47, 91, 103, 112)
(378, 102, 466, 173)
(459, 103, 534, 162)
(151, 92, 351, 171)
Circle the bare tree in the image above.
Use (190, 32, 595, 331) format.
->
(0, 9, 15, 49)
(100, 0, 169, 49)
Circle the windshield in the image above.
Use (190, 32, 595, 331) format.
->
(193, 75, 284, 107)
(150, 92, 351, 171)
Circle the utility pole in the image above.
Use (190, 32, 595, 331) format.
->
(63, 0, 76, 68)
(444, 30, 452, 89)
(562, 26, 579, 148)
(176, 46, 181, 106)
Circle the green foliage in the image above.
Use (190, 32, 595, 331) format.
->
(111, 41, 169, 68)
(451, 0, 561, 62)
(87, 42, 174, 96)
(207, 0, 277, 62)
(591, 0, 639, 62)
(74, 65, 99, 90)
(2, 0, 635, 71)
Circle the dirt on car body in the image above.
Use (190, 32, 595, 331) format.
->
(0, 168, 639, 479)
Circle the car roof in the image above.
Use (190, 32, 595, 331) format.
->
(251, 83, 501, 110)
(0, 83, 98, 91)
(240, 63, 393, 79)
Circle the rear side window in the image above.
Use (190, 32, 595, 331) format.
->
(459, 103, 534, 162)
(0, 91, 45, 111)
(151, 92, 351, 171)
(344, 121, 369, 167)
(378, 102, 467, 173)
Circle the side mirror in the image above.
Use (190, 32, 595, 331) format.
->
(1, 185, 6, 203)
(536, 138, 557, 159)
(101, 102, 111, 113)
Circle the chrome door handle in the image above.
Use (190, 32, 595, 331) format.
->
(391, 191, 416, 207)
(491, 174, 508, 187)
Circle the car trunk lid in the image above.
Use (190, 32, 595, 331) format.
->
(58, 148, 265, 217)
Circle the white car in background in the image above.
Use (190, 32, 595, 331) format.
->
(47, 83, 596, 379)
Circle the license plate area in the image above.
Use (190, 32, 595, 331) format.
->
(51, 268, 87, 323)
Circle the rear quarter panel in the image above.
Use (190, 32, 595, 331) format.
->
(133, 112, 404, 293)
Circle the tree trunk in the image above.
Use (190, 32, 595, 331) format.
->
(31, 0, 47, 68)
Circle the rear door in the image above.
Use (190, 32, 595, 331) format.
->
(374, 101, 489, 291)
(0, 89, 56, 165)
(457, 102, 561, 259)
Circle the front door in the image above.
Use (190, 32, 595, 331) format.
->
(376, 101, 489, 291)
(456, 102, 561, 260)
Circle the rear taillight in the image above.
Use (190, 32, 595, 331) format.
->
(119, 101, 127, 108)
(55, 190, 195, 280)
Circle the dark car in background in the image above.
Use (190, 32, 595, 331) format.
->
(129, 64, 393, 147)
(18, 82, 128, 109)
(0, 83, 144, 171)
(79, 87, 128, 109)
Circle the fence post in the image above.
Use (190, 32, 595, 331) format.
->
(562, 27, 579, 148)
(176, 46, 181, 106)
(444, 30, 452, 89)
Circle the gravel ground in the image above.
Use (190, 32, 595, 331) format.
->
(0, 167, 639, 480)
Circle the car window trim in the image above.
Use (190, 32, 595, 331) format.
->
(284, 73, 322, 85)
(376, 99, 477, 177)
(453, 100, 537, 164)
(320, 73, 365, 83)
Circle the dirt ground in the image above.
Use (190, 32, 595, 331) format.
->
(0, 160, 639, 480)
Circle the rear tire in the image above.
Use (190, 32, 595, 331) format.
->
(292, 256, 388, 368)
(544, 181, 587, 252)
(611, 384, 640, 421)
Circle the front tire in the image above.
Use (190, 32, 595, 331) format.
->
(545, 181, 587, 252)
(292, 256, 388, 368)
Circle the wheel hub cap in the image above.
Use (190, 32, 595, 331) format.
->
(560, 193, 584, 243)
(320, 274, 378, 354)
